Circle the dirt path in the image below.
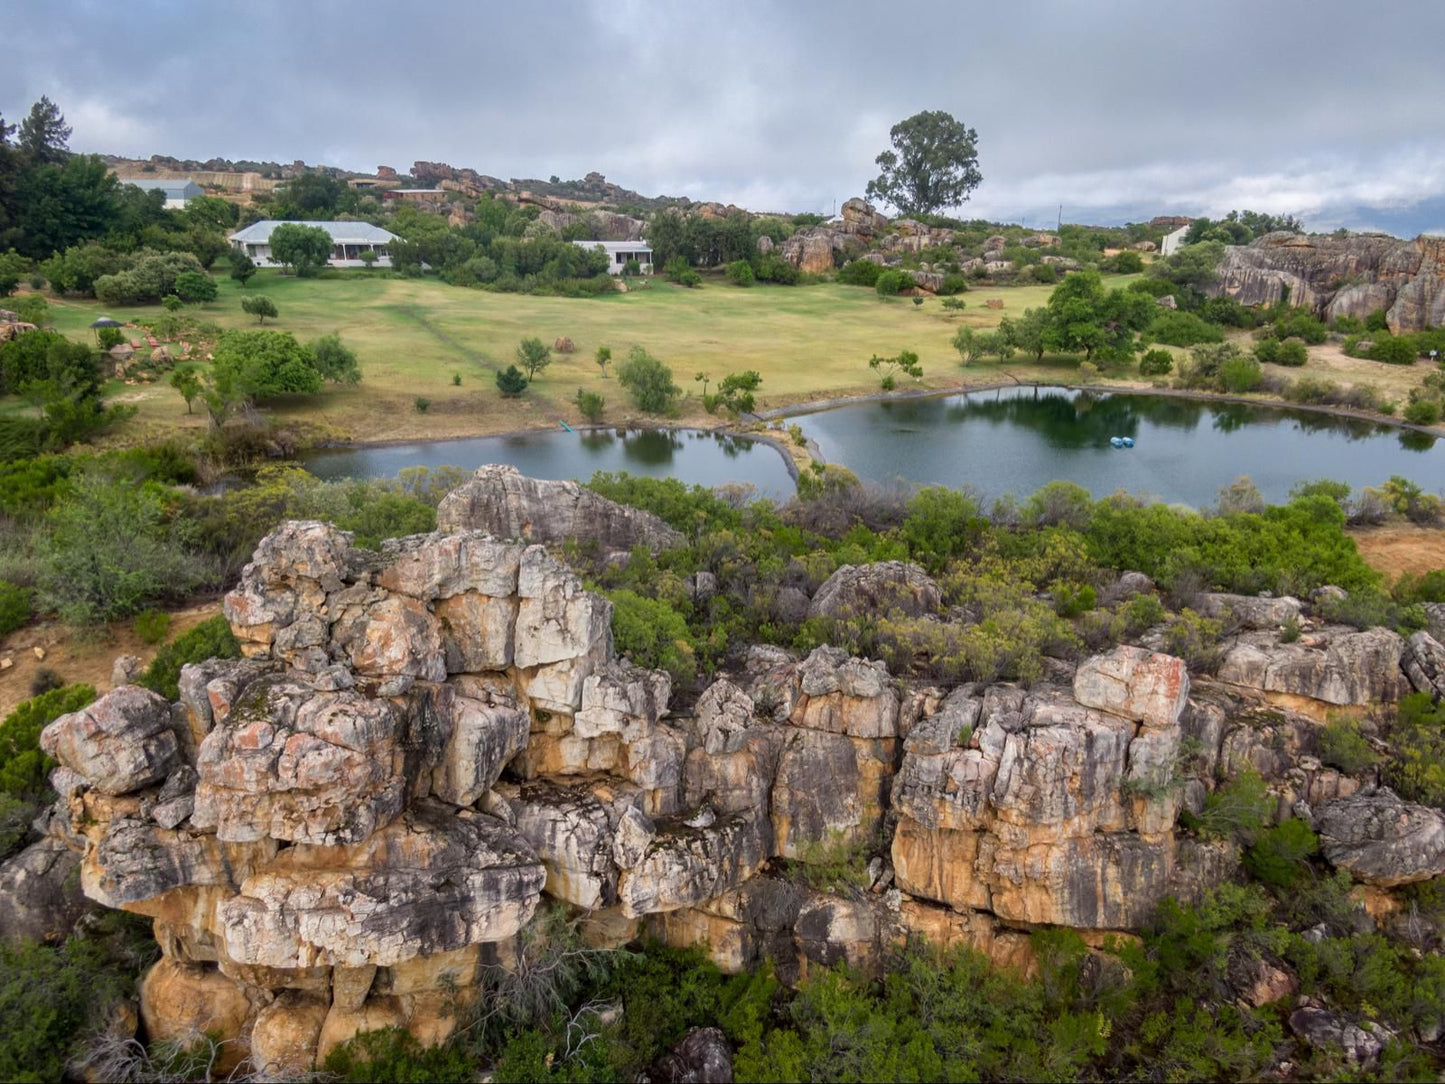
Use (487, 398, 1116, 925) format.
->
(0, 600, 222, 717)
(1348, 523, 1445, 581)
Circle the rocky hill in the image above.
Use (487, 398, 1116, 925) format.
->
(4, 469, 1445, 1076)
(1210, 232, 1445, 331)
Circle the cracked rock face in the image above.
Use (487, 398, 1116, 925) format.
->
(807, 561, 942, 621)
(41, 685, 179, 796)
(436, 463, 685, 552)
(1315, 789, 1445, 886)
(218, 804, 545, 968)
(1218, 626, 1406, 706)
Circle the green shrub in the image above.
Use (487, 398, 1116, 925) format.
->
(1369, 335, 1417, 365)
(607, 589, 697, 684)
(574, 389, 605, 422)
(1164, 608, 1224, 671)
(132, 609, 171, 645)
(837, 259, 881, 287)
(1218, 354, 1263, 393)
(0, 684, 95, 799)
(1138, 348, 1173, 376)
(617, 347, 681, 414)
(136, 615, 240, 700)
(413, 396, 431, 413)
(726, 260, 755, 286)
(1253, 337, 1280, 364)
(1403, 397, 1440, 426)
(322, 1027, 477, 1083)
(1188, 768, 1272, 840)
(939, 273, 969, 295)
(1318, 718, 1378, 773)
(1275, 340, 1308, 367)
(0, 580, 31, 635)
(1148, 310, 1224, 347)
(875, 270, 909, 296)
(496, 365, 528, 396)
(1386, 692, 1445, 806)
(1244, 817, 1318, 887)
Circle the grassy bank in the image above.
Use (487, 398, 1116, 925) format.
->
(28, 269, 1439, 446)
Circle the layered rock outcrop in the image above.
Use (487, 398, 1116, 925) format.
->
(1209, 232, 1445, 331)
(23, 477, 1438, 1072)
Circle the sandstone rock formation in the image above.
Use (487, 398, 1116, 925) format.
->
(21, 475, 1438, 1073)
(1210, 232, 1445, 332)
(437, 464, 684, 552)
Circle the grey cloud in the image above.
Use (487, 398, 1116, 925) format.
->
(5, 0, 1443, 232)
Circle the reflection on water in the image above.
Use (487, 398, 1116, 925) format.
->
(303, 428, 796, 498)
(798, 386, 1440, 507)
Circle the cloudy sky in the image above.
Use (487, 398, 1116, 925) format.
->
(6, 0, 1444, 234)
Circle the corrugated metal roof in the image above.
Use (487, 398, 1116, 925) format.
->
(571, 240, 653, 252)
(124, 178, 204, 198)
(228, 220, 399, 244)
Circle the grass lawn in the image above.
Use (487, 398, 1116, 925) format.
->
(36, 270, 1084, 443)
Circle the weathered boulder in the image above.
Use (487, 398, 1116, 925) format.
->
(1217, 627, 1407, 705)
(41, 686, 179, 795)
(791, 646, 899, 739)
(1402, 630, 1445, 700)
(436, 464, 684, 551)
(617, 812, 767, 918)
(514, 545, 614, 711)
(500, 780, 621, 910)
(1315, 788, 1445, 886)
(217, 803, 545, 968)
(1197, 593, 1302, 630)
(250, 990, 330, 1079)
(808, 561, 941, 620)
(191, 674, 410, 845)
(780, 228, 845, 273)
(652, 1026, 735, 1084)
(1073, 646, 1189, 727)
(140, 958, 252, 1075)
(0, 836, 92, 941)
(1288, 1006, 1389, 1066)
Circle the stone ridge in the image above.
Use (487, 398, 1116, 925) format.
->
(1210, 232, 1445, 332)
(436, 464, 685, 553)
(16, 500, 1445, 1074)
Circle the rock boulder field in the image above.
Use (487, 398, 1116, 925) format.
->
(12, 470, 1439, 1073)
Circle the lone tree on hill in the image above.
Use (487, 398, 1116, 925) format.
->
(866, 110, 982, 216)
(230, 251, 257, 287)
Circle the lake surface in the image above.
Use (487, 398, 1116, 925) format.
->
(304, 428, 797, 498)
(795, 386, 1443, 507)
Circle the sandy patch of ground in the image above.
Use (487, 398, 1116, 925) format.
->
(1348, 523, 1445, 581)
(0, 600, 222, 718)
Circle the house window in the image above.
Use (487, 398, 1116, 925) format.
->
(616, 253, 626, 264)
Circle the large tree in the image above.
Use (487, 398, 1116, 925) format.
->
(267, 222, 333, 277)
(1041, 270, 1155, 361)
(865, 110, 982, 216)
(18, 96, 71, 164)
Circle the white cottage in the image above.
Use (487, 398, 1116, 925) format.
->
(228, 220, 399, 268)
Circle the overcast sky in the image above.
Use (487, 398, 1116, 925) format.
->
(6, 0, 1444, 234)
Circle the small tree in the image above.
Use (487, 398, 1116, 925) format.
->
(311, 333, 362, 385)
(868, 349, 923, 390)
(496, 364, 528, 397)
(1139, 348, 1173, 376)
(717, 370, 762, 415)
(0, 251, 29, 297)
(726, 260, 755, 286)
(242, 294, 278, 324)
(595, 345, 612, 378)
(229, 251, 257, 287)
(169, 365, 201, 414)
(575, 388, 605, 422)
(617, 346, 680, 413)
(952, 326, 981, 365)
(515, 337, 552, 382)
(359, 250, 378, 271)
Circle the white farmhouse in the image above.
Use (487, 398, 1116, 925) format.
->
(572, 240, 654, 275)
(228, 220, 399, 268)
(123, 178, 204, 209)
(1160, 224, 1192, 257)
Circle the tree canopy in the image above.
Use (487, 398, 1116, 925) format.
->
(268, 222, 333, 277)
(17, 96, 70, 164)
(865, 110, 982, 216)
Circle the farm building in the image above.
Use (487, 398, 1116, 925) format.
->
(573, 240, 654, 274)
(122, 178, 205, 208)
(227, 220, 399, 268)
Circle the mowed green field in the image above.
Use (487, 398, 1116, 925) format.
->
(40, 269, 1089, 442)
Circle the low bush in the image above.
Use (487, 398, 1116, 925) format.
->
(0, 579, 30, 635)
(1403, 397, 1441, 426)
(136, 615, 240, 700)
(1318, 717, 1379, 773)
(1148, 310, 1224, 347)
(1370, 336, 1418, 365)
(0, 683, 96, 800)
(726, 260, 755, 287)
(874, 270, 909, 297)
(1386, 692, 1445, 806)
(607, 588, 697, 684)
(1275, 340, 1309, 367)
(837, 259, 881, 287)
(1138, 348, 1173, 376)
(132, 609, 170, 645)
